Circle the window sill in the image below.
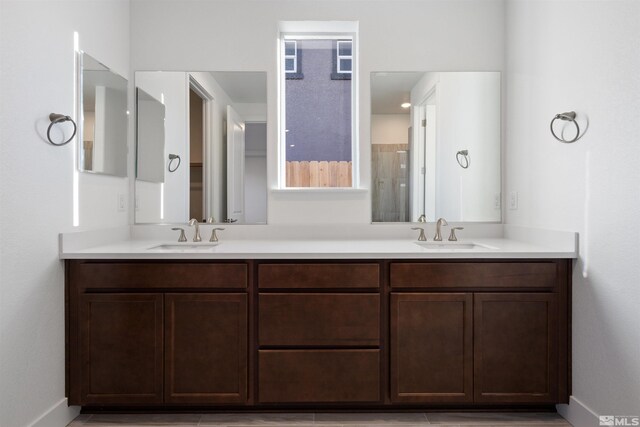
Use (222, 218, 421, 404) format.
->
(271, 187, 367, 194)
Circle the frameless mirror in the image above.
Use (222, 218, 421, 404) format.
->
(134, 71, 267, 224)
(79, 52, 128, 177)
(371, 72, 501, 223)
(135, 88, 165, 183)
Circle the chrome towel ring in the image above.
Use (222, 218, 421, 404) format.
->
(550, 111, 580, 143)
(456, 150, 469, 169)
(47, 113, 77, 146)
(168, 154, 181, 172)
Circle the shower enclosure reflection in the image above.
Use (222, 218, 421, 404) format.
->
(371, 72, 501, 223)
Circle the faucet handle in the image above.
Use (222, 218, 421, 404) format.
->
(417, 214, 427, 223)
(448, 227, 464, 242)
(205, 217, 216, 224)
(171, 227, 187, 242)
(210, 227, 225, 243)
(411, 227, 427, 242)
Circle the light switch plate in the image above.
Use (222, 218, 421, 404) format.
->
(509, 191, 518, 210)
(117, 194, 126, 212)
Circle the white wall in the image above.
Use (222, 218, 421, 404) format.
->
(505, 0, 640, 420)
(245, 123, 268, 224)
(130, 0, 505, 224)
(0, 1, 130, 427)
(371, 114, 410, 145)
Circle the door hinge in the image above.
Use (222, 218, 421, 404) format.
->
(421, 119, 427, 127)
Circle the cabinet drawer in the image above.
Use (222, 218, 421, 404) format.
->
(259, 263, 379, 289)
(258, 350, 380, 403)
(71, 261, 247, 289)
(390, 262, 557, 289)
(259, 293, 380, 346)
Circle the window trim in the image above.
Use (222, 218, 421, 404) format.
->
(278, 31, 359, 189)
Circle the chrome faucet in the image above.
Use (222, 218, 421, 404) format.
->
(210, 227, 225, 242)
(411, 227, 427, 241)
(171, 227, 187, 242)
(188, 218, 201, 242)
(433, 217, 448, 241)
(448, 226, 464, 241)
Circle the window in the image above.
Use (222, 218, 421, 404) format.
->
(284, 41, 303, 79)
(280, 33, 357, 188)
(331, 40, 353, 80)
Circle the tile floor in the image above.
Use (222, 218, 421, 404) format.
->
(67, 412, 572, 427)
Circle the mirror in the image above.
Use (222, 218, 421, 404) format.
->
(136, 88, 166, 183)
(371, 72, 501, 223)
(79, 52, 128, 177)
(134, 71, 267, 224)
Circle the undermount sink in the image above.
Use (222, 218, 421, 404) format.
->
(147, 243, 219, 251)
(414, 241, 497, 250)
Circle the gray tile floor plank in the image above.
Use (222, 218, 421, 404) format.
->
(425, 412, 569, 425)
(199, 413, 314, 425)
(314, 413, 428, 425)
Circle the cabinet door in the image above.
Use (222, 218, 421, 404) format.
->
(80, 293, 163, 405)
(390, 293, 473, 403)
(165, 294, 247, 404)
(474, 293, 558, 403)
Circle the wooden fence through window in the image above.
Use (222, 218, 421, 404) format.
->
(286, 161, 352, 187)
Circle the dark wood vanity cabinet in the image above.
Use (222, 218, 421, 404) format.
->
(473, 293, 558, 403)
(79, 293, 164, 405)
(164, 294, 247, 404)
(67, 261, 249, 406)
(257, 262, 382, 404)
(389, 260, 570, 406)
(66, 258, 570, 409)
(390, 293, 473, 403)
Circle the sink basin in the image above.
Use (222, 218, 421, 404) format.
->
(414, 241, 496, 250)
(147, 243, 219, 251)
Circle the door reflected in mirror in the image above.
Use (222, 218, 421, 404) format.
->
(79, 52, 128, 177)
(134, 71, 267, 224)
(371, 72, 501, 223)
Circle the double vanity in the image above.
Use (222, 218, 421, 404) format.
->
(61, 224, 576, 410)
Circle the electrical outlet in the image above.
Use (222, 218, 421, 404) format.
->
(509, 191, 518, 210)
(117, 194, 126, 212)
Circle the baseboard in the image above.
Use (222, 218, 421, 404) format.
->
(557, 396, 600, 427)
(27, 398, 80, 427)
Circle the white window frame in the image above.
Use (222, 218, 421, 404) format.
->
(336, 40, 352, 74)
(284, 40, 297, 74)
(277, 26, 359, 190)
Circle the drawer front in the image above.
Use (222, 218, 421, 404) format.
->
(258, 350, 380, 403)
(390, 262, 557, 289)
(71, 262, 247, 289)
(259, 263, 379, 289)
(259, 293, 380, 346)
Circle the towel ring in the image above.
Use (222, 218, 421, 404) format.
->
(456, 150, 469, 169)
(550, 111, 580, 143)
(47, 113, 77, 146)
(168, 154, 181, 172)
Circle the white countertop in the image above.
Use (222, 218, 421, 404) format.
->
(59, 224, 578, 259)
